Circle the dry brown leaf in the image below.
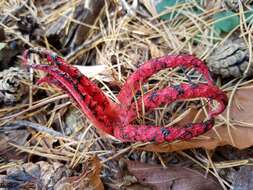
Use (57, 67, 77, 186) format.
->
(111, 159, 152, 189)
(232, 166, 253, 190)
(126, 160, 222, 190)
(56, 156, 104, 190)
(0, 161, 70, 189)
(67, 0, 106, 49)
(141, 125, 253, 152)
(141, 85, 253, 152)
(0, 130, 29, 161)
(228, 86, 253, 125)
(87, 156, 104, 190)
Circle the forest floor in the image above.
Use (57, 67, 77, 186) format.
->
(0, 0, 253, 189)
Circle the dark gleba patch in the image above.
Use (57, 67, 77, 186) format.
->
(172, 84, 185, 95)
(148, 91, 159, 103)
(160, 127, 170, 137)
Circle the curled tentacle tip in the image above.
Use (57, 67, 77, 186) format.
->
(208, 92, 228, 118)
(36, 76, 52, 85)
(22, 48, 38, 65)
(22, 49, 30, 64)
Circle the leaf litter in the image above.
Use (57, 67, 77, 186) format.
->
(0, 0, 253, 189)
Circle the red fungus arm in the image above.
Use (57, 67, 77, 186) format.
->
(23, 48, 113, 116)
(118, 55, 213, 107)
(115, 55, 227, 143)
(23, 48, 228, 143)
(126, 83, 227, 123)
(113, 119, 214, 143)
(26, 63, 114, 134)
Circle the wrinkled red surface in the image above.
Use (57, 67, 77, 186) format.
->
(22, 48, 228, 143)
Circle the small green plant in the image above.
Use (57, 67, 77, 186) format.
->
(213, 11, 239, 35)
(156, 0, 203, 20)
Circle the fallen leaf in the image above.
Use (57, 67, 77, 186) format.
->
(142, 125, 253, 152)
(111, 159, 152, 189)
(0, 130, 29, 161)
(87, 156, 104, 190)
(76, 65, 113, 82)
(0, 161, 70, 189)
(125, 160, 222, 190)
(65, 0, 106, 50)
(141, 85, 253, 152)
(56, 156, 104, 190)
(232, 166, 253, 190)
(229, 86, 253, 124)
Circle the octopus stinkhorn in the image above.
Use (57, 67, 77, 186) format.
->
(22, 48, 228, 143)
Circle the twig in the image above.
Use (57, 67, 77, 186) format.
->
(1, 120, 64, 137)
